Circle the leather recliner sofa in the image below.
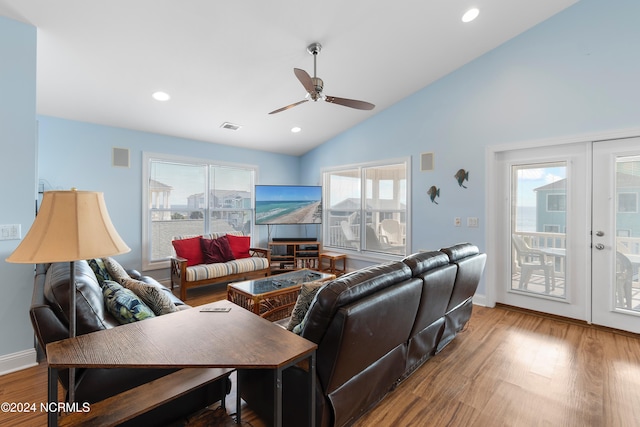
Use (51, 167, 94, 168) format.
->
(239, 243, 486, 427)
(30, 260, 231, 426)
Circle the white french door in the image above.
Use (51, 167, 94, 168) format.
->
(495, 143, 590, 321)
(493, 137, 640, 334)
(592, 137, 640, 333)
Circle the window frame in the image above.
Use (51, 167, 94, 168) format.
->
(142, 152, 258, 271)
(322, 157, 411, 260)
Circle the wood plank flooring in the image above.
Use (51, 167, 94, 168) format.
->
(2, 281, 640, 426)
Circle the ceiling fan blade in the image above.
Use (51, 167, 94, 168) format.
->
(268, 99, 308, 115)
(294, 68, 316, 95)
(325, 96, 375, 111)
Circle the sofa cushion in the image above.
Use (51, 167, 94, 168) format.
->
(172, 236, 204, 266)
(120, 277, 179, 316)
(287, 280, 326, 333)
(87, 258, 112, 284)
(102, 280, 156, 324)
(184, 257, 270, 282)
(226, 234, 251, 259)
(301, 261, 412, 344)
(103, 257, 130, 282)
(201, 236, 235, 264)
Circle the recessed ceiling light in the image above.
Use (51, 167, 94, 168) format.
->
(462, 8, 479, 23)
(152, 91, 171, 101)
(291, 127, 302, 133)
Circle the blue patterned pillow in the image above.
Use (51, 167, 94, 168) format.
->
(102, 280, 156, 324)
(88, 258, 112, 284)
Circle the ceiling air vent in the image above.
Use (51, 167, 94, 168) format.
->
(220, 122, 242, 131)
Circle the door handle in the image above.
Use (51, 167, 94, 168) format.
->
(595, 231, 605, 237)
(595, 243, 605, 250)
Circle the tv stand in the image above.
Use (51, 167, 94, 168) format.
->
(268, 240, 321, 272)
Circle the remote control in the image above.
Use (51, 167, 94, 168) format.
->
(200, 307, 231, 312)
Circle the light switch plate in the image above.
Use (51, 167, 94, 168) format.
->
(0, 224, 21, 240)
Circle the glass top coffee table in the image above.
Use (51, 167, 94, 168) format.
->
(227, 269, 335, 321)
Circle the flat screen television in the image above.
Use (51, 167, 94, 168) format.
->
(255, 185, 322, 225)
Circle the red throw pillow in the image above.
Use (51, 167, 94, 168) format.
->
(171, 236, 203, 266)
(201, 236, 235, 263)
(226, 234, 251, 259)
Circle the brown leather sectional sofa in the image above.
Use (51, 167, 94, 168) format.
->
(239, 243, 487, 427)
(30, 260, 231, 426)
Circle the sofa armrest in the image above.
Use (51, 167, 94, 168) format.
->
(170, 256, 188, 291)
(249, 247, 271, 264)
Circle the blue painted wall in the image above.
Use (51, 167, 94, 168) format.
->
(300, 0, 640, 289)
(36, 116, 301, 269)
(0, 16, 37, 363)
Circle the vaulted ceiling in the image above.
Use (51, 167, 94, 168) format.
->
(0, 0, 578, 155)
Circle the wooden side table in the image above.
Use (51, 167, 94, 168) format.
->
(319, 252, 347, 276)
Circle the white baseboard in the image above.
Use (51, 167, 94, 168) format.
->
(472, 293, 488, 307)
(0, 348, 38, 376)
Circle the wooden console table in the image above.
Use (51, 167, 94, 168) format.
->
(268, 240, 321, 271)
(46, 300, 317, 427)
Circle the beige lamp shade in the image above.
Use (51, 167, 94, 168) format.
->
(6, 190, 130, 263)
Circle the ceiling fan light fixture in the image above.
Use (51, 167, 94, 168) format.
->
(462, 8, 480, 23)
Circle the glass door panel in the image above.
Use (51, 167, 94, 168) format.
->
(511, 162, 567, 298)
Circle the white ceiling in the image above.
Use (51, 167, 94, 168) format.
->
(0, 0, 578, 156)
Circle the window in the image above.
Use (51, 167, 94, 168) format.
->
(143, 153, 256, 269)
(546, 194, 566, 212)
(323, 159, 409, 257)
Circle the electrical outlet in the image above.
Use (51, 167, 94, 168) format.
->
(0, 224, 21, 240)
(467, 217, 479, 228)
(454, 217, 461, 227)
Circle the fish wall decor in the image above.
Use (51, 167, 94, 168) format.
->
(427, 185, 440, 204)
(454, 169, 469, 188)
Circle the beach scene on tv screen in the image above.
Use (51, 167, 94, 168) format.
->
(255, 186, 322, 224)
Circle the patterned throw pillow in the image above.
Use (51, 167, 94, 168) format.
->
(102, 280, 155, 324)
(120, 277, 179, 316)
(88, 258, 112, 284)
(287, 281, 325, 332)
(201, 236, 235, 263)
(102, 257, 130, 282)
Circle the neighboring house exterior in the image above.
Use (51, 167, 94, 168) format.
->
(535, 171, 640, 237)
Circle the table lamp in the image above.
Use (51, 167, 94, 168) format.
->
(6, 189, 130, 401)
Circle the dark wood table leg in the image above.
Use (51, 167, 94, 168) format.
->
(48, 367, 58, 427)
(236, 370, 242, 424)
(274, 367, 283, 427)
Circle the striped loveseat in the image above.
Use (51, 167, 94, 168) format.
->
(170, 232, 271, 301)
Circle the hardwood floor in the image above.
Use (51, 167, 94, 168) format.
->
(3, 281, 640, 426)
